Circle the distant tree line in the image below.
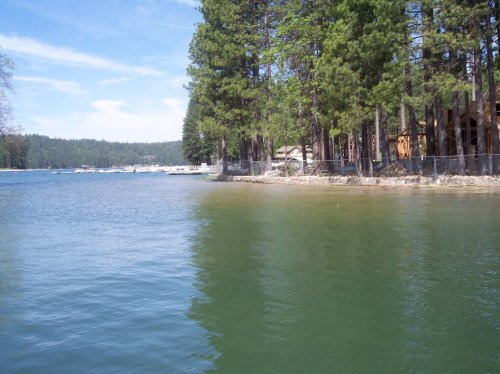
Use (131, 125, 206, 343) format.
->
(1, 134, 186, 169)
(13, 135, 185, 169)
(0, 134, 30, 169)
(183, 0, 500, 175)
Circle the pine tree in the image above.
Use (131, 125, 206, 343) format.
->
(320, 0, 405, 173)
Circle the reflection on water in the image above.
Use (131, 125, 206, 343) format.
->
(189, 184, 500, 372)
(0, 171, 498, 372)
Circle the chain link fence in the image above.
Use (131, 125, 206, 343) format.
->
(215, 154, 500, 177)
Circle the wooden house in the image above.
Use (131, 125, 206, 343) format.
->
(275, 145, 313, 160)
(393, 91, 500, 157)
(442, 98, 500, 156)
(394, 122, 427, 158)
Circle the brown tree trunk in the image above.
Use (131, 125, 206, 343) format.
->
(405, 66, 421, 173)
(247, 137, 254, 174)
(463, 57, 473, 169)
(486, 3, 499, 173)
(322, 127, 331, 172)
(423, 3, 436, 157)
(311, 96, 320, 161)
(435, 93, 448, 173)
(464, 90, 473, 168)
(380, 108, 390, 167)
(301, 136, 307, 173)
(353, 129, 363, 176)
(219, 136, 227, 174)
(264, 1, 273, 170)
(449, 48, 465, 175)
(452, 90, 465, 174)
(474, 15, 487, 174)
(240, 136, 248, 163)
(362, 122, 369, 172)
(367, 122, 374, 177)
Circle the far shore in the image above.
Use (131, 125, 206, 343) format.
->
(0, 169, 35, 172)
(215, 175, 500, 188)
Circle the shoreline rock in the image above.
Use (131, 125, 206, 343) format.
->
(214, 175, 500, 187)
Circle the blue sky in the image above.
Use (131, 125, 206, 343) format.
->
(0, 0, 201, 142)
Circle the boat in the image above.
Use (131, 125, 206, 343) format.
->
(167, 167, 203, 175)
(166, 163, 215, 175)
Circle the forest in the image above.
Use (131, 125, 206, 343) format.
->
(0, 134, 185, 169)
(183, 0, 500, 175)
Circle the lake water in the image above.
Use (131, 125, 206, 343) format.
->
(0, 171, 499, 373)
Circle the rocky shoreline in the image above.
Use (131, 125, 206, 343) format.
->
(215, 175, 500, 187)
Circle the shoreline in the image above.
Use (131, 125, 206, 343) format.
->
(214, 175, 500, 187)
(0, 169, 35, 172)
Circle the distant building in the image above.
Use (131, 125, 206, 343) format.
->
(274, 145, 313, 160)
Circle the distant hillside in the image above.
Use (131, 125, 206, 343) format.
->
(25, 134, 186, 169)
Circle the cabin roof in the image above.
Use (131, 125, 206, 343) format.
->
(276, 145, 312, 153)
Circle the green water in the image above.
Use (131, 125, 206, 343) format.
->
(190, 184, 500, 372)
(0, 172, 498, 372)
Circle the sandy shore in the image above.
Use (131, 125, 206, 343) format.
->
(215, 175, 500, 187)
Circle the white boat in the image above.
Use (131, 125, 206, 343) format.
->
(167, 166, 203, 175)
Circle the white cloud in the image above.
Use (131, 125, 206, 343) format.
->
(174, 0, 200, 7)
(29, 98, 187, 142)
(91, 100, 125, 111)
(163, 97, 183, 108)
(15, 76, 85, 96)
(100, 75, 135, 86)
(0, 33, 162, 76)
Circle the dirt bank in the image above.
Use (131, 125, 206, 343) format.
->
(215, 175, 500, 187)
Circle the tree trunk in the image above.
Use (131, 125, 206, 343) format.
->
(257, 134, 264, 163)
(452, 90, 465, 174)
(367, 122, 374, 177)
(240, 137, 248, 163)
(361, 122, 369, 172)
(474, 15, 487, 174)
(339, 136, 344, 168)
(423, 3, 436, 157)
(463, 56, 473, 170)
(247, 137, 254, 174)
(348, 132, 353, 162)
(219, 137, 227, 174)
(400, 101, 406, 131)
(464, 90, 473, 168)
(405, 66, 421, 173)
(284, 135, 288, 177)
(311, 96, 320, 161)
(375, 107, 381, 161)
(301, 136, 307, 173)
(353, 129, 363, 176)
(331, 135, 335, 172)
(486, 3, 499, 173)
(380, 108, 390, 167)
(264, 1, 273, 171)
(435, 93, 448, 173)
(449, 47, 465, 175)
(425, 104, 436, 162)
(322, 127, 331, 172)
